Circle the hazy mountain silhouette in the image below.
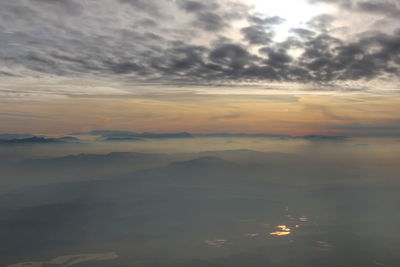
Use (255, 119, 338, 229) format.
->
(0, 136, 80, 145)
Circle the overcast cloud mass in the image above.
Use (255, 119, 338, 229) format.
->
(1, 0, 400, 95)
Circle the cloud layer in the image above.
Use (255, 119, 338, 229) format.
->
(0, 0, 399, 92)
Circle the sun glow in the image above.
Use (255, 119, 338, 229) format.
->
(245, 0, 333, 40)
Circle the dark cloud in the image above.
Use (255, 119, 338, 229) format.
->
(209, 44, 253, 70)
(165, 45, 208, 71)
(119, 0, 162, 16)
(179, 0, 247, 32)
(177, 0, 208, 12)
(290, 28, 316, 39)
(241, 25, 274, 44)
(261, 48, 293, 68)
(310, 0, 400, 16)
(357, 1, 399, 14)
(307, 14, 335, 31)
(248, 15, 286, 26)
(134, 18, 159, 28)
(196, 12, 227, 32)
(31, 0, 82, 15)
(0, 71, 18, 77)
(241, 15, 284, 45)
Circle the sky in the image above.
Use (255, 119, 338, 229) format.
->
(1, 0, 400, 136)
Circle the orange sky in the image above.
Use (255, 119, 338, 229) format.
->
(1, 93, 399, 136)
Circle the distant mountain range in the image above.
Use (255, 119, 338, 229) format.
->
(0, 131, 349, 145)
(71, 130, 349, 141)
(0, 136, 80, 145)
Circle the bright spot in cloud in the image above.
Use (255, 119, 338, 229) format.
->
(245, 0, 333, 40)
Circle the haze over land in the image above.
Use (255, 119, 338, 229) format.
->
(1, 134, 400, 266)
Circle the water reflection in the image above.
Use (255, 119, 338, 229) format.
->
(244, 233, 259, 237)
(299, 216, 309, 222)
(204, 239, 229, 248)
(270, 225, 292, 236)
